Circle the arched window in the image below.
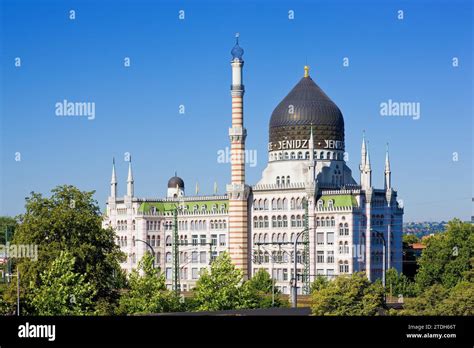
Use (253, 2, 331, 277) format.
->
(331, 216, 335, 226)
(277, 216, 282, 228)
(282, 198, 288, 210)
(276, 176, 280, 186)
(151, 235, 156, 247)
(264, 233, 269, 243)
(272, 199, 277, 210)
(283, 216, 288, 227)
(264, 216, 269, 228)
(264, 199, 269, 210)
(291, 215, 296, 227)
(157, 235, 161, 246)
(286, 176, 290, 185)
(339, 223, 344, 236)
(253, 216, 258, 228)
(259, 216, 264, 228)
(298, 152, 303, 159)
(290, 152, 296, 159)
(272, 216, 277, 228)
(282, 233, 288, 243)
(277, 198, 282, 210)
(344, 223, 349, 236)
(166, 235, 172, 246)
(264, 252, 270, 263)
(316, 217, 320, 227)
(290, 198, 295, 209)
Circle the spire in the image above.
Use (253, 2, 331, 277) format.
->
(127, 156, 134, 197)
(385, 143, 391, 172)
(110, 158, 117, 198)
(111, 158, 117, 184)
(365, 141, 371, 171)
(127, 156, 133, 183)
(384, 143, 391, 190)
(360, 130, 367, 170)
(195, 182, 199, 195)
(214, 181, 218, 195)
(309, 124, 314, 161)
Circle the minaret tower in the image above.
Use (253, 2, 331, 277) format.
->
(110, 158, 117, 198)
(226, 33, 250, 279)
(384, 144, 391, 191)
(127, 156, 134, 197)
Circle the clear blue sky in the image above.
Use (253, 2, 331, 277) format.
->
(1, 0, 472, 222)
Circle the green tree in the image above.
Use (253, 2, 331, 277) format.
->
(415, 219, 473, 291)
(242, 268, 286, 308)
(30, 251, 96, 315)
(385, 268, 416, 298)
(311, 272, 384, 316)
(193, 252, 246, 311)
(118, 253, 180, 315)
(311, 275, 330, 292)
(0, 216, 18, 244)
(402, 234, 420, 245)
(10, 185, 125, 314)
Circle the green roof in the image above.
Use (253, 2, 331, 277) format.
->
(138, 200, 228, 214)
(320, 195, 358, 208)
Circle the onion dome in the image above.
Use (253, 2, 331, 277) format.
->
(269, 66, 345, 151)
(231, 33, 244, 60)
(168, 176, 184, 189)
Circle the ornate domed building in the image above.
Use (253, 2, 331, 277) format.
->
(103, 36, 404, 297)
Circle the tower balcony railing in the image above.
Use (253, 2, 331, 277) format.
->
(252, 182, 306, 191)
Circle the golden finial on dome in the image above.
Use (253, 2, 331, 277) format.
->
(304, 65, 310, 78)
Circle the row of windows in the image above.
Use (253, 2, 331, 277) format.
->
(270, 150, 344, 161)
(117, 220, 136, 231)
(253, 250, 307, 264)
(147, 204, 227, 215)
(253, 197, 307, 211)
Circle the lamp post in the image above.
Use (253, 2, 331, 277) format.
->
(291, 228, 307, 308)
(135, 239, 156, 268)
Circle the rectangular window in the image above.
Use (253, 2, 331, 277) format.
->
(192, 235, 198, 246)
(211, 234, 217, 246)
(283, 268, 288, 281)
(327, 232, 334, 245)
(200, 251, 207, 264)
(200, 234, 206, 245)
(165, 268, 172, 280)
(327, 251, 334, 264)
(211, 251, 217, 262)
(317, 251, 324, 263)
(192, 268, 198, 279)
(316, 269, 324, 275)
(191, 251, 198, 263)
(219, 234, 226, 246)
(327, 269, 334, 279)
(317, 233, 324, 245)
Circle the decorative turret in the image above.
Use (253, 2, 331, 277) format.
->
(127, 156, 134, 197)
(110, 158, 117, 198)
(384, 143, 391, 191)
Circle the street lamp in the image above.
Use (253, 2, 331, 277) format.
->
(135, 238, 156, 268)
(291, 228, 307, 308)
